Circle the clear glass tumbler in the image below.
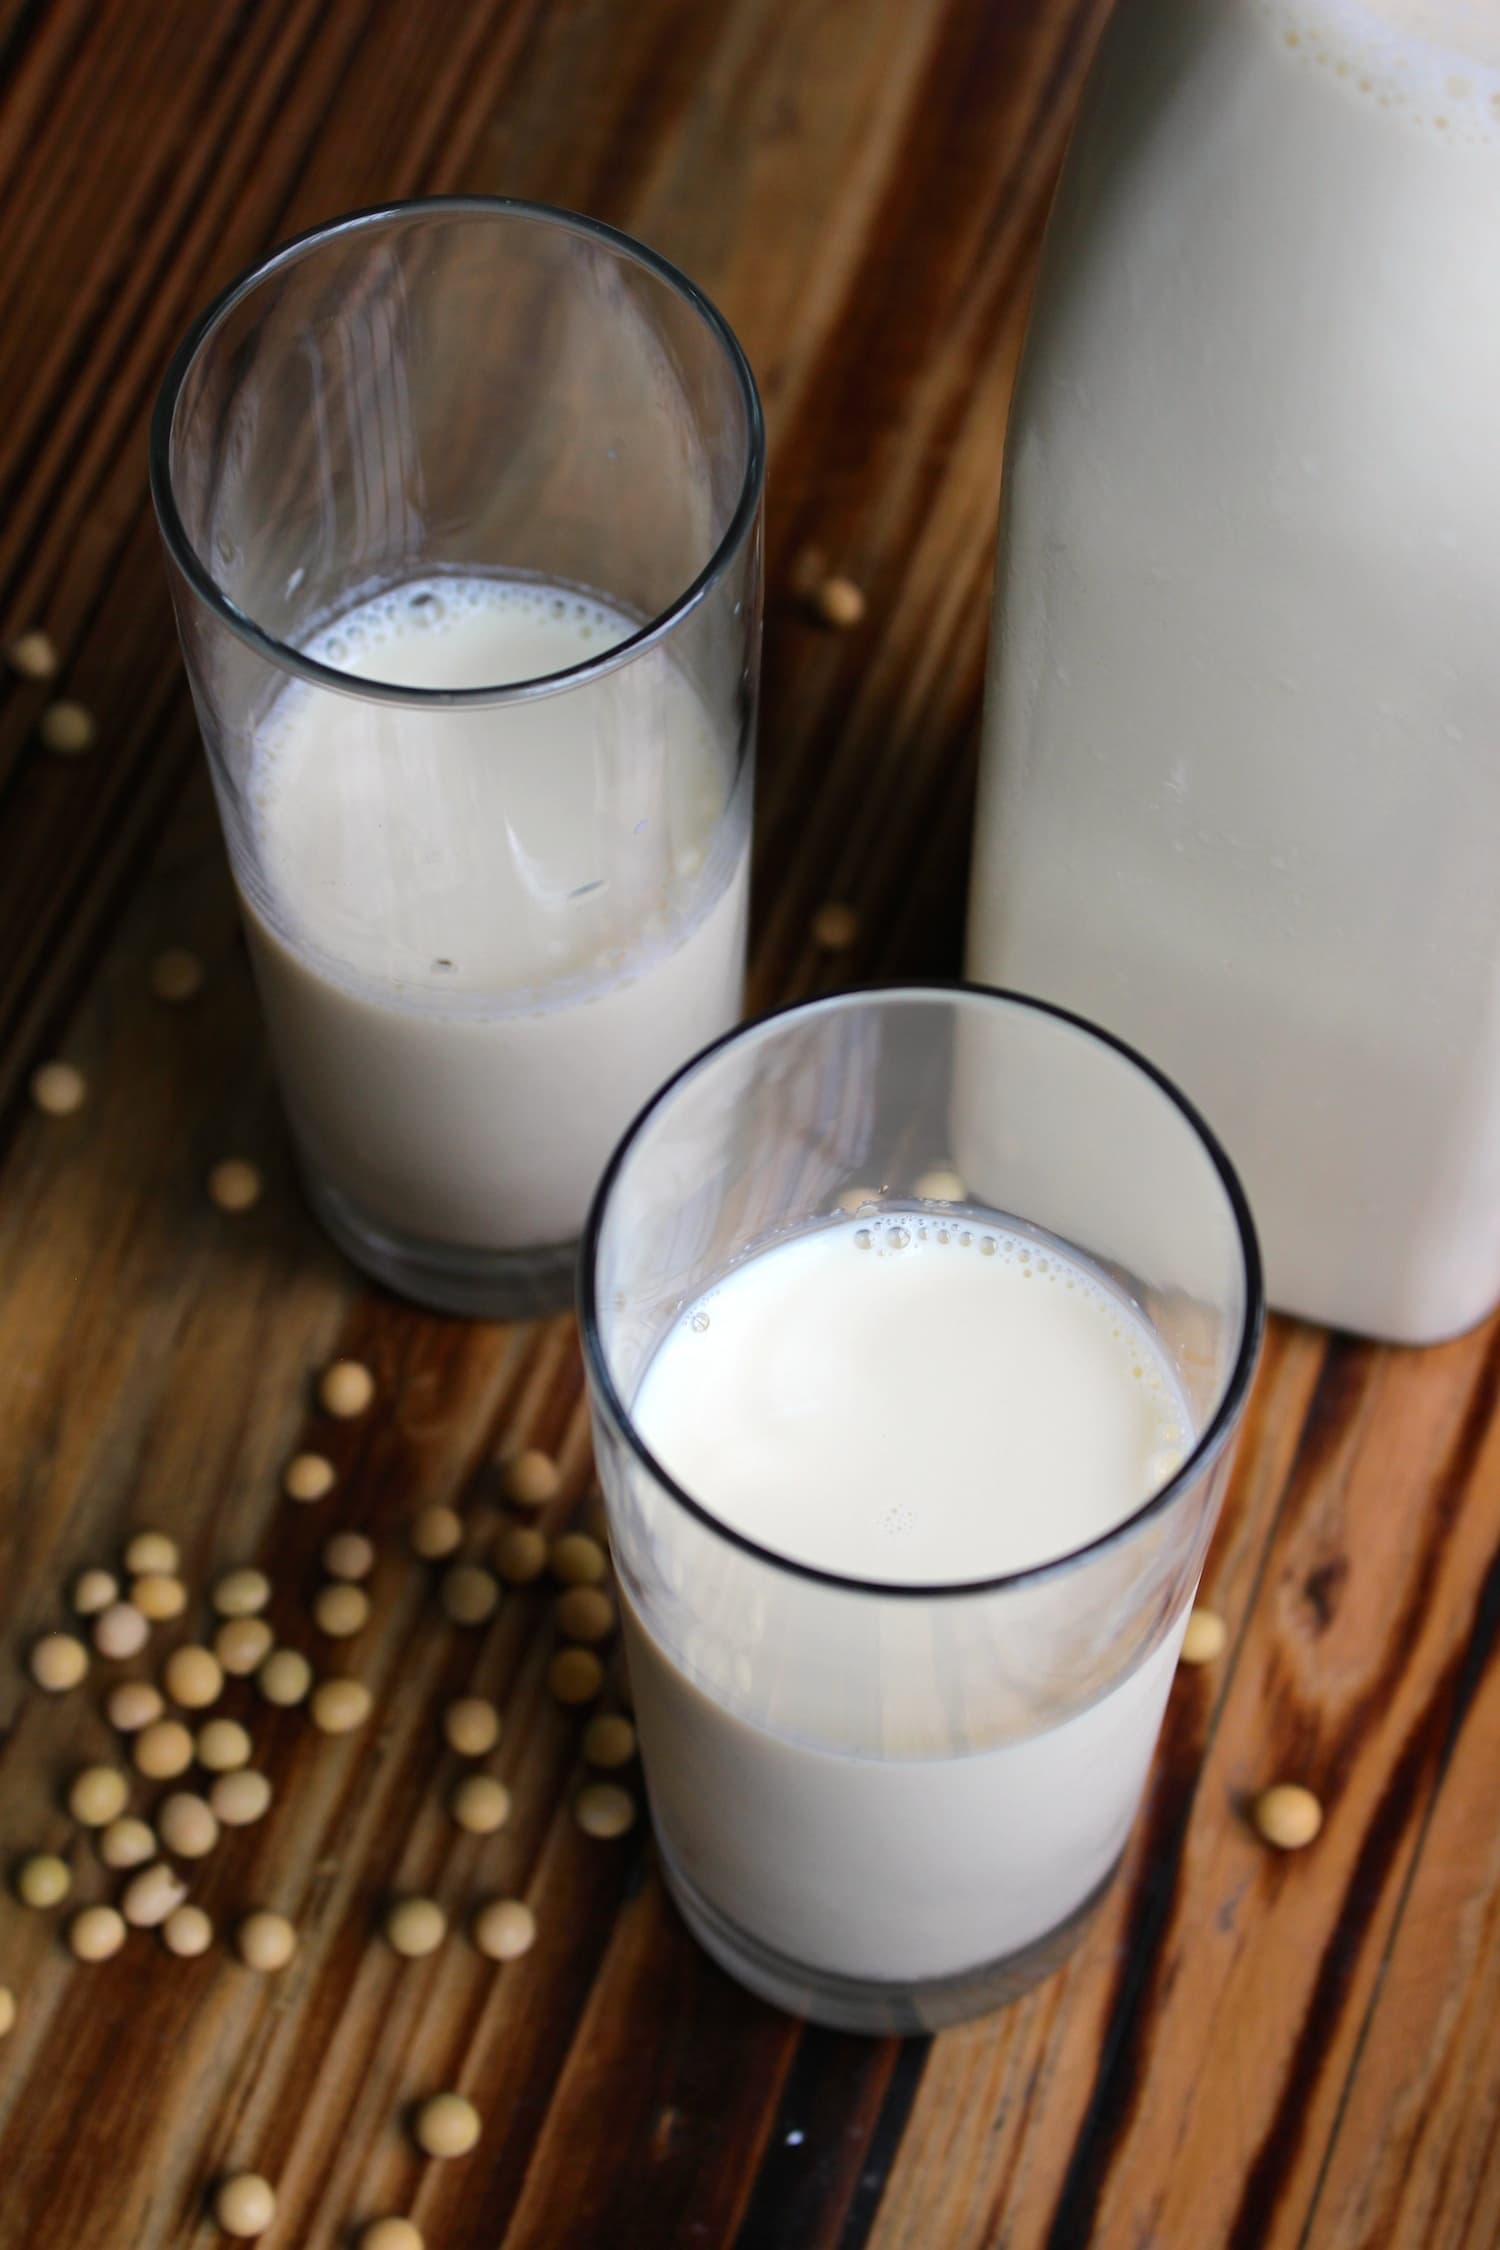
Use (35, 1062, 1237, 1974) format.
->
(151, 198, 764, 1318)
(582, 986, 1262, 2033)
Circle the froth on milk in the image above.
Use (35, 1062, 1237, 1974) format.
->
(243, 574, 750, 1250)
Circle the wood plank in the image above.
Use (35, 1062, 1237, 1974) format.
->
(1306, 1392, 1500, 2250)
(0, 1, 1497, 2245)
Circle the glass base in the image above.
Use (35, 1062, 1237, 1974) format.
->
(302, 1163, 578, 1321)
(658, 1834, 1123, 2034)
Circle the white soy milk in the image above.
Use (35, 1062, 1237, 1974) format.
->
(967, 0, 1500, 1344)
(243, 576, 749, 1250)
(626, 1215, 1196, 1985)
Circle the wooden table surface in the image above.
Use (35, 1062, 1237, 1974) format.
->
(1, 1, 1498, 2244)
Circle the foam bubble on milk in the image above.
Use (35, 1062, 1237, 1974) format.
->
(1265, 0, 1500, 139)
(292, 574, 630, 683)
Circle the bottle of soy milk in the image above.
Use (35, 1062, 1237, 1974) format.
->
(966, 0, 1500, 1344)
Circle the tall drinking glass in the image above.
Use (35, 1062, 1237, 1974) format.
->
(582, 986, 1262, 2032)
(151, 199, 764, 1317)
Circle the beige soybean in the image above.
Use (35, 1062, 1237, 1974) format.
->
(208, 1159, 262, 1214)
(124, 1531, 179, 1577)
(214, 2173, 277, 2238)
(811, 898, 861, 950)
(99, 1818, 156, 1872)
(582, 1713, 637, 1771)
(360, 2222, 424, 2250)
(384, 1896, 446, 1958)
(441, 1564, 499, 1626)
(130, 1571, 187, 1624)
(68, 1765, 128, 1828)
(7, 628, 58, 680)
(39, 700, 96, 755)
(574, 1783, 637, 1840)
(257, 1647, 312, 1707)
(550, 1533, 607, 1588)
(30, 1060, 86, 1117)
(210, 1770, 272, 1828)
(284, 1451, 336, 1504)
(473, 1897, 536, 1964)
(319, 1358, 374, 1418)
(547, 1648, 604, 1707)
(313, 1582, 370, 1639)
(69, 1904, 127, 1961)
(72, 1567, 119, 1617)
(30, 1632, 88, 1692)
(212, 1568, 271, 1619)
(813, 575, 866, 629)
(122, 1862, 188, 1929)
(197, 1717, 252, 1773)
(162, 1903, 213, 1958)
(323, 1531, 374, 1582)
(158, 1792, 219, 1859)
(555, 1586, 615, 1645)
(216, 1617, 273, 1677)
(449, 1775, 511, 1836)
(1180, 1607, 1228, 1666)
(15, 1853, 72, 1909)
(131, 1572, 187, 1622)
(1253, 1783, 1324, 1852)
(501, 1448, 560, 1507)
(150, 947, 204, 1004)
(93, 1601, 150, 1660)
(107, 1679, 164, 1733)
(236, 1911, 297, 1972)
(309, 1677, 372, 1734)
(164, 1644, 223, 1710)
(0, 1986, 14, 2038)
(412, 2092, 480, 2159)
(914, 1165, 966, 1204)
(133, 1719, 195, 1781)
(495, 1524, 547, 1585)
(409, 1504, 462, 1560)
(443, 1697, 501, 1758)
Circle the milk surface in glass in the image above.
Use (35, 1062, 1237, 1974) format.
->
(243, 573, 749, 1252)
(627, 1212, 1195, 1985)
(966, 0, 1500, 1343)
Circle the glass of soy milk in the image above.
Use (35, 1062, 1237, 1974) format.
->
(582, 987, 1263, 2031)
(151, 199, 763, 1317)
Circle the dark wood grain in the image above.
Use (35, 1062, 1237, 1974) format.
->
(0, 2, 1496, 2246)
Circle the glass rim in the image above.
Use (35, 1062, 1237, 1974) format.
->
(148, 195, 766, 709)
(579, 981, 1265, 1603)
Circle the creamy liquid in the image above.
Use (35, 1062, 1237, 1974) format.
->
(623, 1215, 1197, 1983)
(244, 576, 749, 1250)
(966, 0, 1500, 1343)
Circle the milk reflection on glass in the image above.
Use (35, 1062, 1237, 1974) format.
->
(151, 201, 763, 1316)
(583, 989, 1262, 2033)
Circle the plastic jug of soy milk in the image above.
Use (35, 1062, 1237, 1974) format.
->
(965, 0, 1500, 1345)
